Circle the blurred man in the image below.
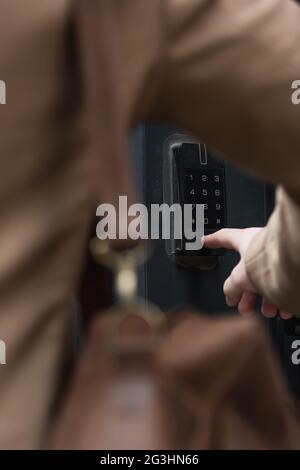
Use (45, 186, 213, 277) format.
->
(1, 0, 300, 449)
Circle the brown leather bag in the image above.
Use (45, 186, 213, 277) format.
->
(52, 0, 300, 450)
(52, 310, 300, 450)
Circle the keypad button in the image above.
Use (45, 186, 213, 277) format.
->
(185, 173, 194, 182)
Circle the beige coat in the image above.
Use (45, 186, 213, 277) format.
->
(0, 0, 300, 449)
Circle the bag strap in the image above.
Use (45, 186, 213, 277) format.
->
(75, 1, 141, 323)
(75, 0, 135, 208)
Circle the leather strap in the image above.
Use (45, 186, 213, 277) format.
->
(75, 0, 135, 208)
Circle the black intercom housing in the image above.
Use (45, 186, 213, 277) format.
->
(171, 140, 227, 268)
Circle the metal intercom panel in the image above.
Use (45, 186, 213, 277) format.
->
(163, 135, 226, 268)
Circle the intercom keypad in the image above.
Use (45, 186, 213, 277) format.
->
(184, 168, 225, 231)
(170, 140, 227, 263)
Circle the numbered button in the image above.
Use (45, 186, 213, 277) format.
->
(185, 173, 194, 182)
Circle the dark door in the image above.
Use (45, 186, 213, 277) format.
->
(131, 124, 300, 396)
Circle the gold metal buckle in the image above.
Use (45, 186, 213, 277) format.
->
(89, 239, 167, 346)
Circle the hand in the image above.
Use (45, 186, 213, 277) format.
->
(204, 228, 293, 320)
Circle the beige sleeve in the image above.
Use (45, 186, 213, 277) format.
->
(245, 188, 300, 312)
(116, 0, 300, 310)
